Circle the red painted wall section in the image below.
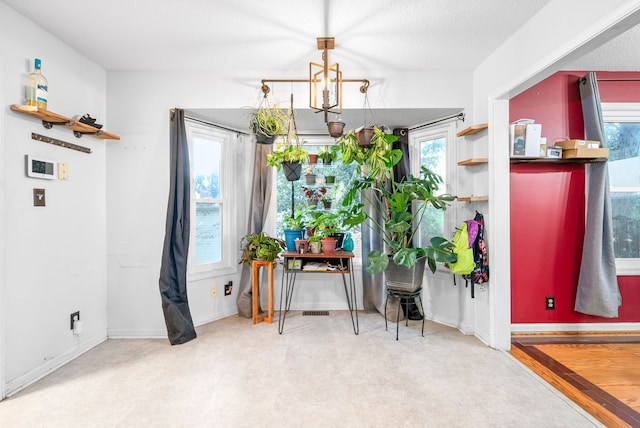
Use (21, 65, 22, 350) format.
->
(510, 71, 640, 324)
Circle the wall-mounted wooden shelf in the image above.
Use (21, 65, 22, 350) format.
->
(510, 157, 607, 164)
(458, 158, 488, 166)
(457, 123, 488, 137)
(10, 104, 120, 140)
(457, 196, 489, 202)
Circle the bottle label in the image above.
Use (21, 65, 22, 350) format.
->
(36, 84, 48, 105)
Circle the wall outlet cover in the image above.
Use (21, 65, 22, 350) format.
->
(33, 188, 46, 206)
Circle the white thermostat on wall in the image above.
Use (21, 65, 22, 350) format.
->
(26, 155, 57, 180)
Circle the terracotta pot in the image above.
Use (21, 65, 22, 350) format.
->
(294, 238, 308, 254)
(308, 154, 318, 164)
(321, 237, 337, 254)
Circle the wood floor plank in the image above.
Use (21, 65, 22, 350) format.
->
(511, 336, 640, 428)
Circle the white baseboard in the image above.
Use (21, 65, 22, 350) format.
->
(6, 330, 107, 397)
(511, 322, 640, 334)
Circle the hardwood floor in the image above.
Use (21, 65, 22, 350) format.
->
(511, 333, 640, 428)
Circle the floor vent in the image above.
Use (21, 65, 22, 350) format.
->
(303, 310, 330, 316)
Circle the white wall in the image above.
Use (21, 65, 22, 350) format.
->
(105, 69, 473, 336)
(0, 2, 109, 396)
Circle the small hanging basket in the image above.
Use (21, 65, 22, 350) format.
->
(282, 161, 302, 181)
(356, 127, 374, 148)
(327, 121, 345, 138)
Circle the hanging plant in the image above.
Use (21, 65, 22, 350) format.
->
(249, 100, 287, 144)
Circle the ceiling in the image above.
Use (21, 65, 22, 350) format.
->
(4, 0, 640, 134)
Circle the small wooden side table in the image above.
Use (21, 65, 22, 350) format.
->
(251, 260, 274, 324)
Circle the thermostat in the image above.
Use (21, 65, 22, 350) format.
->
(26, 155, 57, 180)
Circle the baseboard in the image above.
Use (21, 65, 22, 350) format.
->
(511, 322, 640, 334)
(5, 330, 107, 397)
(107, 329, 167, 339)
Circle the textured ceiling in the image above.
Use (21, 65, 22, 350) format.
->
(2, 0, 552, 73)
(5, 0, 640, 132)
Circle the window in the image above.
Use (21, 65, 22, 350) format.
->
(186, 119, 237, 278)
(274, 137, 361, 260)
(410, 122, 457, 254)
(602, 103, 640, 275)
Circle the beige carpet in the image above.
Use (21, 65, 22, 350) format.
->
(0, 312, 602, 427)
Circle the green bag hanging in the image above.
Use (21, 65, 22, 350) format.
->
(449, 222, 475, 275)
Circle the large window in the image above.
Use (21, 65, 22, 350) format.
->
(602, 103, 640, 275)
(186, 119, 237, 278)
(410, 122, 456, 253)
(274, 137, 361, 259)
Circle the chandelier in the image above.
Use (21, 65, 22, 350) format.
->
(260, 37, 369, 126)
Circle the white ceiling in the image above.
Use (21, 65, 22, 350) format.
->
(4, 0, 640, 133)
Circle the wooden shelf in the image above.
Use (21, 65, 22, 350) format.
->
(458, 158, 488, 166)
(510, 157, 607, 164)
(457, 196, 488, 202)
(457, 123, 488, 137)
(10, 104, 120, 140)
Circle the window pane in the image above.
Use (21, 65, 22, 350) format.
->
(604, 122, 640, 259)
(417, 137, 446, 246)
(193, 136, 222, 265)
(196, 203, 221, 264)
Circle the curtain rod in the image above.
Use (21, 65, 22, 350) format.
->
(184, 115, 249, 135)
(408, 112, 466, 131)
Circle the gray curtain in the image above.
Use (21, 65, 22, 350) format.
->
(575, 73, 621, 317)
(236, 143, 273, 318)
(362, 133, 410, 317)
(158, 109, 197, 344)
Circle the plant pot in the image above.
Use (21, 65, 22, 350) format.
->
(322, 159, 332, 166)
(310, 241, 321, 254)
(255, 134, 275, 145)
(323, 200, 332, 209)
(342, 232, 354, 252)
(356, 127, 374, 147)
(305, 174, 316, 185)
(321, 237, 337, 254)
(308, 198, 319, 209)
(283, 229, 304, 252)
(308, 154, 319, 164)
(294, 238, 308, 254)
(324, 175, 336, 184)
(282, 161, 302, 181)
(385, 256, 427, 292)
(327, 121, 345, 138)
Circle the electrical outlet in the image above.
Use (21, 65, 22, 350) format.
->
(545, 296, 555, 310)
(224, 281, 233, 296)
(210, 287, 218, 299)
(70, 311, 80, 329)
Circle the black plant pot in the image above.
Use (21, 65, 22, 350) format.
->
(255, 134, 275, 145)
(282, 162, 302, 181)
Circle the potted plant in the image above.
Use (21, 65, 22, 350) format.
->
(335, 126, 403, 185)
(306, 211, 341, 254)
(239, 232, 286, 264)
(317, 145, 339, 165)
(327, 120, 346, 138)
(341, 166, 458, 291)
(266, 142, 309, 181)
(282, 207, 306, 252)
(250, 104, 287, 144)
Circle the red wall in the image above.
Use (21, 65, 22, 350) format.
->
(510, 71, 640, 324)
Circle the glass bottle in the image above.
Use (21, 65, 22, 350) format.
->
(25, 58, 48, 110)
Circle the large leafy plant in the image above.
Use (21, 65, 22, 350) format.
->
(239, 232, 286, 264)
(341, 166, 457, 274)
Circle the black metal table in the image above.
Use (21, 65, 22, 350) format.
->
(279, 250, 359, 335)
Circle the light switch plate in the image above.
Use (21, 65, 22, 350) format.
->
(58, 163, 69, 180)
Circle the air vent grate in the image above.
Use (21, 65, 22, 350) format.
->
(302, 310, 330, 316)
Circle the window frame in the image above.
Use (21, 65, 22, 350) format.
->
(601, 102, 640, 275)
(409, 121, 457, 273)
(185, 118, 238, 280)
